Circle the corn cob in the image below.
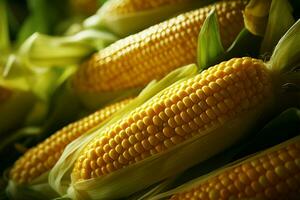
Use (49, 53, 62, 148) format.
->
(9, 98, 133, 185)
(73, 0, 246, 93)
(72, 57, 273, 181)
(0, 85, 11, 103)
(101, 0, 190, 15)
(170, 136, 300, 200)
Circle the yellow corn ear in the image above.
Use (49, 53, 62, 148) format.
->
(170, 136, 300, 200)
(9, 98, 133, 185)
(73, 0, 246, 93)
(71, 57, 273, 182)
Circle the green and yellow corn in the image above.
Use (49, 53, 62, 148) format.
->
(9, 98, 133, 185)
(72, 56, 272, 181)
(74, 0, 246, 93)
(170, 136, 300, 200)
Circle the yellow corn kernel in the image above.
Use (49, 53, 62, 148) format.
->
(73, 0, 246, 93)
(71, 57, 273, 182)
(170, 138, 300, 200)
(9, 98, 133, 185)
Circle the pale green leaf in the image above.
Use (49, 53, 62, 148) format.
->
(197, 9, 224, 71)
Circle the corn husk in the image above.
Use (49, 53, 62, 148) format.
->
(18, 30, 118, 68)
(84, 0, 215, 37)
(260, 0, 294, 55)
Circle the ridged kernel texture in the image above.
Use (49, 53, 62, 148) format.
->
(9, 98, 132, 184)
(0, 86, 12, 103)
(73, 0, 246, 92)
(103, 0, 188, 15)
(170, 140, 300, 200)
(72, 57, 272, 182)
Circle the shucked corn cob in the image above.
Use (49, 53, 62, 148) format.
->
(170, 136, 300, 200)
(9, 98, 133, 185)
(72, 56, 272, 181)
(74, 0, 246, 93)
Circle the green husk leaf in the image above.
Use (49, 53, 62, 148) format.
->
(0, 0, 10, 52)
(6, 172, 58, 200)
(84, 0, 215, 37)
(128, 179, 176, 200)
(269, 19, 300, 73)
(16, 0, 50, 45)
(49, 64, 198, 197)
(260, 0, 295, 55)
(18, 30, 118, 68)
(197, 9, 224, 71)
(243, 0, 272, 36)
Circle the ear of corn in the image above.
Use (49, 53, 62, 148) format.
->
(9, 98, 133, 185)
(164, 135, 300, 200)
(49, 64, 198, 196)
(84, 0, 215, 37)
(74, 0, 247, 108)
(6, 98, 133, 199)
(68, 56, 274, 200)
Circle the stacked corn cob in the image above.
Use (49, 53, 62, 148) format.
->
(9, 98, 133, 185)
(74, 0, 246, 94)
(169, 136, 300, 200)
